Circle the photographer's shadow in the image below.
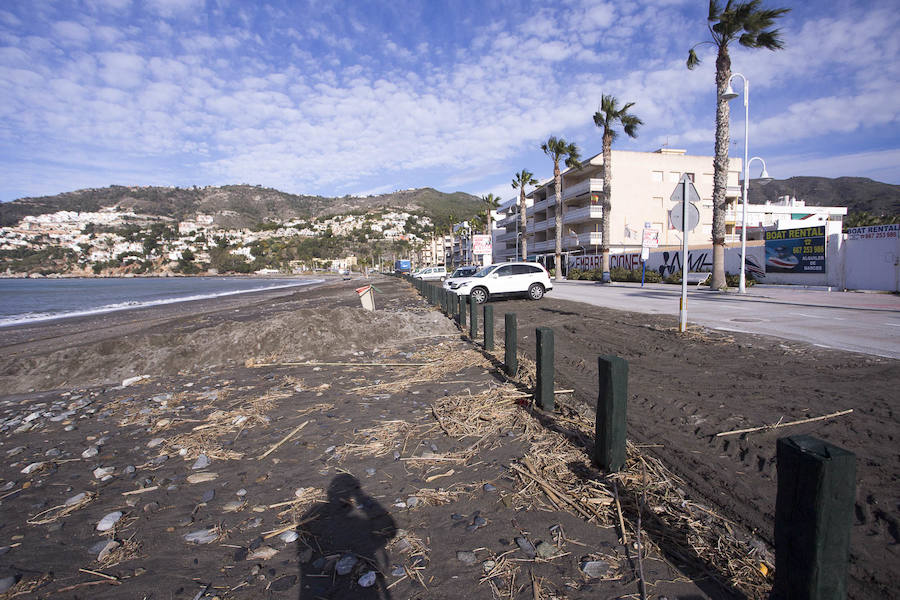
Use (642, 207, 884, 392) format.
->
(297, 474, 396, 599)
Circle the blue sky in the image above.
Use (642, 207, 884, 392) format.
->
(1, 0, 898, 204)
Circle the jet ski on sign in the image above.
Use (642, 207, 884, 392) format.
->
(766, 246, 799, 269)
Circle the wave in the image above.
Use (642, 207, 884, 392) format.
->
(0, 279, 324, 328)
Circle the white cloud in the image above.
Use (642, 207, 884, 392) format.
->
(97, 52, 145, 88)
(145, 0, 205, 18)
(51, 21, 92, 46)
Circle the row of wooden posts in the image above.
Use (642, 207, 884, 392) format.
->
(401, 273, 857, 600)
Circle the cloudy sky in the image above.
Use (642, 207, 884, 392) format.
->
(1, 0, 898, 203)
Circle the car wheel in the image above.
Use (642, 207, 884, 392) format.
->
(528, 283, 545, 300)
(471, 287, 488, 304)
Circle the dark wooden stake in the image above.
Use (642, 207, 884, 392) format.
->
(773, 435, 856, 600)
(535, 327, 554, 411)
(459, 296, 466, 328)
(469, 298, 478, 339)
(483, 305, 494, 351)
(594, 355, 628, 472)
(504, 313, 517, 377)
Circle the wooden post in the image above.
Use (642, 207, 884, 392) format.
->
(483, 305, 494, 351)
(459, 296, 467, 328)
(469, 298, 478, 339)
(504, 313, 517, 377)
(535, 327, 554, 411)
(594, 355, 628, 472)
(773, 435, 856, 600)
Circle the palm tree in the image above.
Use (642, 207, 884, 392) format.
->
(512, 169, 538, 261)
(480, 193, 502, 235)
(541, 136, 581, 280)
(687, 0, 789, 289)
(593, 94, 643, 283)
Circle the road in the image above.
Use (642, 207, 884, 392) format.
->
(549, 280, 900, 359)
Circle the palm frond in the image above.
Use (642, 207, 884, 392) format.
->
(687, 47, 701, 69)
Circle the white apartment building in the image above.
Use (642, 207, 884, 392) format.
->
(494, 148, 742, 266)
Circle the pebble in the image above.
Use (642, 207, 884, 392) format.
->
(150, 454, 168, 466)
(191, 454, 211, 470)
(236, 488, 247, 497)
(392, 450, 400, 461)
(45, 448, 61, 458)
(365, 467, 376, 476)
(515, 537, 536, 558)
(223, 501, 244, 513)
(358, 571, 377, 587)
(201, 489, 215, 503)
(335, 554, 358, 575)
(147, 438, 165, 448)
(97, 540, 120, 561)
(535, 541, 556, 559)
(0, 481, 15, 492)
(96, 511, 123, 532)
(20, 462, 45, 474)
(93, 466, 114, 479)
(0, 575, 20, 594)
(124, 465, 135, 475)
(456, 550, 477, 566)
(184, 528, 218, 544)
(482, 560, 496, 573)
(390, 564, 405, 577)
(406, 496, 420, 508)
(580, 560, 610, 578)
(6, 447, 25, 457)
(483, 483, 497, 492)
(279, 530, 299, 543)
(65, 492, 87, 506)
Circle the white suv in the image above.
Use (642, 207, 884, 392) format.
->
(447, 262, 552, 304)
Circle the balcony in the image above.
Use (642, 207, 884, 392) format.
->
(532, 219, 552, 233)
(526, 196, 553, 217)
(532, 239, 555, 252)
(562, 178, 603, 201)
(495, 230, 517, 242)
(563, 205, 603, 225)
(566, 232, 602, 247)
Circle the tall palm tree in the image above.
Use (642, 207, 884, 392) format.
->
(593, 94, 643, 283)
(480, 193, 502, 234)
(688, 0, 789, 289)
(541, 136, 581, 280)
(512, 169, 538, 261)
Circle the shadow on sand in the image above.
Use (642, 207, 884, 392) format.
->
(296, 474, 397, 599)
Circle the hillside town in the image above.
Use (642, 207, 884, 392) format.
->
(0, 204, 437, 276)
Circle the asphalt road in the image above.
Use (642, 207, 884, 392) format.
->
(549, 280, 900, 359)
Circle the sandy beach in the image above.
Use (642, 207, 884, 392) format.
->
(0, 276, 896, 599)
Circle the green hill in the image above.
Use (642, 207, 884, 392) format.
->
(0, 185, 485, 229)
(746, 176, 900, 217)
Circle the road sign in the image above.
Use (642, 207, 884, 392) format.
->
(641, 228, 659, 248)
(670, 202, 700, 232)
(670, 173, 701, 204)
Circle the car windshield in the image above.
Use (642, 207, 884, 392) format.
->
(471, 266, 496, 278)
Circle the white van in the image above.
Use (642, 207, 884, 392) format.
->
(412, 266, 448, 281)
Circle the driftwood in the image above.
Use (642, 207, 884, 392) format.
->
(250, 361, 431, 368)
(715, 409, 853, 437)
(257, 420, 309, 460)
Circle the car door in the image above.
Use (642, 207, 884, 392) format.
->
(490, 264, 516, 293)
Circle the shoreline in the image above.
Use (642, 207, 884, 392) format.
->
(0, 276, 325, 329)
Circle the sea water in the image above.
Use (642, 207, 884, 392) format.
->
(0, 277, 321, 327)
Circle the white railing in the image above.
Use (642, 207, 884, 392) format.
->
(526, 196, 554, 216)
(532, 219, 551, 233)
(532, 239, 554, 252)
(496, 213, 517, 227)
(495, 230, 517, 242)
(562, 178, 603, 201)
(563, 205, 603, 224)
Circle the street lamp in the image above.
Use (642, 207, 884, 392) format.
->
(723, 72, 771, 293)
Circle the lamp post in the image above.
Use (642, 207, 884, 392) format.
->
(722, 73, 770, 294)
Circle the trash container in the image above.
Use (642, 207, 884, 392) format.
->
(355, 285, 375, 311)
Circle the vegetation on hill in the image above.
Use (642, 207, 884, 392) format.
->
(747, 176, 900, 219)
(0, 185, 485, 229)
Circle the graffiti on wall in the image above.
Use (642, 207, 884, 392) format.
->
(569, 246, 766, 279)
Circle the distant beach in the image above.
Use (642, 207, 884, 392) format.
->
(0, 276, 322, 328)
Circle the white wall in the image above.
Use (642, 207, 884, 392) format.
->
(842, 225, 900, 292)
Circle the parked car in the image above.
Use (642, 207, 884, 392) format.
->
(442, 266, 479, 290)
(446, 262, 552, 303)
(412, 266, 447, 281)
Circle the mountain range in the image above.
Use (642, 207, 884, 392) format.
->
(1, 176, 897, 229)
(0, 185, 485, 229)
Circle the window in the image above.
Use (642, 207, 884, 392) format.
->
(668, 171, 681, 182)
(512, 264, 542, 275)
(651, 171, 663, 182)
(495, 265, 515, 276)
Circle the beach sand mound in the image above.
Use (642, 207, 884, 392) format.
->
(0, 302, 456, 394)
